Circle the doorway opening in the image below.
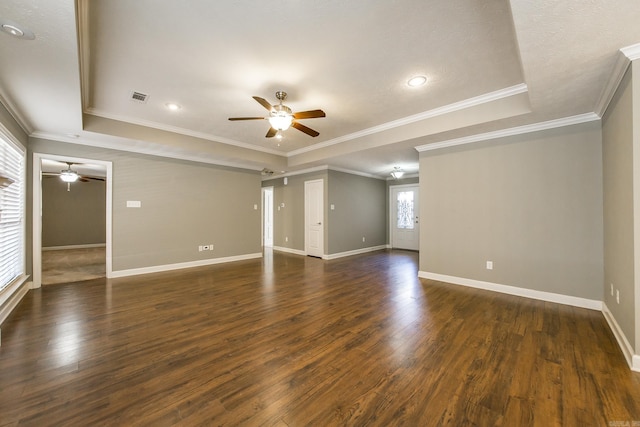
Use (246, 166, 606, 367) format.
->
(262, 186, 273, 248)
(33, 153, 113, 288)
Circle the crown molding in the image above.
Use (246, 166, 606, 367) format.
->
(0, 90, 33, 136)
(287, 83, 528, 157)
(595, 43, 640, 117)
(30, 130, 263, 172)
(261, 164, 386, 181)
(85, 108, 285, 156)
(621, 43, 640, 61)
(415, 112, 600, 153)
(386, 172, 419, 181)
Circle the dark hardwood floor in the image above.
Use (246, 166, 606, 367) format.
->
(1, 249, 639, 426)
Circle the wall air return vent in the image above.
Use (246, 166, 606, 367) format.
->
(130, 91, 149, 103)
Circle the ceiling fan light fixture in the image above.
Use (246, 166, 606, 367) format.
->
(390, 167, 405, 179)
(60, 169, 79, 183)
(269, 112, 293, 131)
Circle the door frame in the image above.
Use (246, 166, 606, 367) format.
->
(389, 183, 420, 250)
(32, 153, 113, 288)
(261, 186, 274, 247)
(304, 179, 324, 257)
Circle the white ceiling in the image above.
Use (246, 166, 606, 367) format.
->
(1, 0, 640, 178)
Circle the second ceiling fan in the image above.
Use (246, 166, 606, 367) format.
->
(229, 91, 325, 138)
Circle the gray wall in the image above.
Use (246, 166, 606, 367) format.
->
(602, 66, 637, 350)
(42, 177, 106, 247)
(30, 138, 262, 272)
(419, 121, 604, 300)
(328, 170, 386, 253)
(263, 171, 328, 252)
(263, 169, 387, 255)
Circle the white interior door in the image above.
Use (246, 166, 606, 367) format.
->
(305, 179, 324, 257)
(390, 185, 419, 250)
(262, 187, 273, 247)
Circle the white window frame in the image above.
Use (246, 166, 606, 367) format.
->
(0, 126, 28, 310)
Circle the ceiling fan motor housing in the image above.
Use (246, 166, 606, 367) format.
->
(270, 104, 293, 130)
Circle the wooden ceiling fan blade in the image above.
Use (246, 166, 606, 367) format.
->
(253, 96, 273, 111)
(292, 122, 320, 137)
(228, 117, 266, 121)
(293, 109, 326, 119)
(265, 127, 278, 138)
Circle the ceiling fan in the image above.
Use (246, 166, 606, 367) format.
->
(229, 91, 325, 138)
(43, 162, 104, 191)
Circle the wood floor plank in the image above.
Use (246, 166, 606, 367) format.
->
(1, 249, 639, 426)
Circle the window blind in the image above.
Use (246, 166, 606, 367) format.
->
(0, 134, 24, 292)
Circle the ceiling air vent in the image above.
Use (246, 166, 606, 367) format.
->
(130, 91, 149, 103)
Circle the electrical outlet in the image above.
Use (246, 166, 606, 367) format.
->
(209, 244, 214, 251)
(610, 283, 614, 296)
(362, 237, 365, 242)
(198, 245, 203, 252)
(616, 290, 620, 304)
(285, 237, 288, 242)
(486, 261, 493, 270)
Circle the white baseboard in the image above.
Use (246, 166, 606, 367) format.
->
(602, 302, 640, 372)
(272, 246, 307, 256)
(110, 253, 263, 278)
(418, 271, 602, 311)
(324, 245, 388, 260)
(43, 243, 106, 251)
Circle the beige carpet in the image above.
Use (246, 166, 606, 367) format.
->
(42, 247, 106, 285)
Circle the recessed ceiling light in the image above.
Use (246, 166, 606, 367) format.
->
(2, 24, 23, 37)
(407, 75, 427, 87)
(0, 20, 35, 40)
(165, 103, 181, 111)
